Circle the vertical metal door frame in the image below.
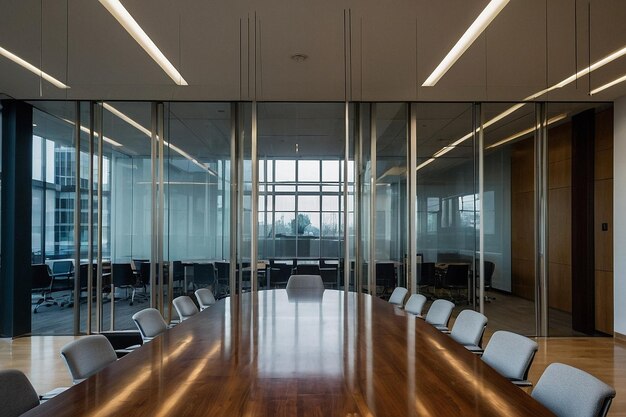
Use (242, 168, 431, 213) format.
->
(353, 105, 362, 293)
(534, 102, 549, 336)
(229, 103, 238, 295)
(369, 103, 377, 295)
(72, 102, 81, 334)
(408, 103, 417, 294)
(95, 102, 104, 333)
(157, 103, 165, 313)
(343, 102, 351, 292)
(251, 102, 258, 290)
(476, 103, 485, 314)
(86, 102, 95, 334)
(150, 103, 158, 309)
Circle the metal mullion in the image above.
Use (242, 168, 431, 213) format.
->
(150, 103, 158, 308)
(96, 102, 104, 333)
(534, 102, 548, 336)
(408, 103, 417, 295)
(251, 101, 258, 290)
(72, 102, 81, 335)
(229, 103, 238, 296)
(369, 103, 377, 296)
(87, 102, 95, 334)
(158, 103, 165, 314)
(343, 102, 350, 291)
(477, 103, 485, 314)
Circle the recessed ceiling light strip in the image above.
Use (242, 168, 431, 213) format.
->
(0, 45, 69, 89)
(422, 0, 510, 86)
(590, 73, 626, 95)
(420, 43, 626, 171)
(60, 118, 123, 147)
(486, 114, 567, 149)
(99, 0, 188, 86)
(103, 103, 216, 176)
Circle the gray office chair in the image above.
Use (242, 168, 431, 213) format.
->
(132, 308, 168, 342)
(172, 295, 200, 321)
(532, 363, 616, 417)
(194, 288, 216, 311)
(424, 299, 455, 332)
(481, 330, 538, 386)
(60, 335, 117, 384)
(0, 369, 40, 417)
(286, 275, 325, 290)
(404, 293, 427, 316)
(449, 309, 488, 353)
(388, 287, 408, 307)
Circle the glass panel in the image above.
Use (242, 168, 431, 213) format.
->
(102, 102, 153, 330)
(482, 102, 536, 335)
(415, 103, 475, 322)
(375, 103, 407, 294)
(30, 102, 77, 334)
(257, 103, 345, 286)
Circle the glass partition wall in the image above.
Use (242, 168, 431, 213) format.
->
(24, 100, 612, 338)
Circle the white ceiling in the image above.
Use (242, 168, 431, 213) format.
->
(1, 0, 626, 101)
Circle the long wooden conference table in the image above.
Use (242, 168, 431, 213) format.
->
(24, 289, 554, 416)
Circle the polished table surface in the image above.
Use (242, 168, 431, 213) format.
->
(24, 290, 554, 417)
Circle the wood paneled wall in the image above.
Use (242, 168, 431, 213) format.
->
(594, 108, 614, 335)
(510, 107, 614, 334)
(548, 123, 572, 313)
(511, 139, 535, 301)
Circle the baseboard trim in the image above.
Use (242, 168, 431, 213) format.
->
(614, 332, 626, 343)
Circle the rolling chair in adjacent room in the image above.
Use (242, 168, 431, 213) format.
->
(531, 363, 616, 417)
(448, 309, 488, 353)
(375, 262, 397, 299)
(195, 288, 216, 310)
(270, 263, 293, 289)
(441, 264, 470, 303)
(417, 262, 436, 297)
(404, 293, 428, 316)
(0, 369, 41, 417)
(172, 295, 200, 321)
(286, 275, 325, 290)
(60, 335, 118, 384)
(424, 299, 455, 332)
(31, 264, 56, 313)
(132, 308, 169, 342)
(481, 330, 538, 387)
(214, 261, 231, 297)
(388, 287, 408, 307)
(111, 263, 138, 305)
(193, 263, 217, 291)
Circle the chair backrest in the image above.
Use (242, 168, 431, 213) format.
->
(532, 363, 616, 417)
(418, 262, 436, 286)
(193, 263, 216, 287)
(404, 293, 428, 316)
(424, 299, 455, 327)
(172, 295, 199, 321)
(444, 264, 469, 286)
(132, 308, 168, 341)
(481, 331, 538, 381)
(286, 275, 325, 290)
(195, 288, 216, 310)
(214, 261, 230, 280)
(111, 263, 134, 286)
(388, 287, 408, 306)
(31, 264, 52, 290)
(450, 310, 488, 347)
(172, 260, 184, 282)
(375, 262, 396, 288)
(484, 261, 495, 287)
(296, 264, 321, 275)
(270, 264, 293, 287)
(0, 369, 40, 417)
(52, 260, 74, 275)
(60, 335, 117, 384)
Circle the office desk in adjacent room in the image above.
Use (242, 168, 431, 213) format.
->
(23, 290, 553, 416)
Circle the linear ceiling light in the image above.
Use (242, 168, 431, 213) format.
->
(0, 45, 69, 89)
(590, 73, 626, 95)
(485, 114, 567, 149)
(103, 103, 217, 176)
(422, 0, 510, 86)
(61, 118, 123, 147)
(419, 43, 626, 172)
(98, 0, 188, 86)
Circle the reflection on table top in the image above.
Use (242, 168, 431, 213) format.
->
(24, 290, 553, 417)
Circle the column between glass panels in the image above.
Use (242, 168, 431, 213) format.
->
(476, 103, 485, 314)
(368, 104, 376, 295)
(95, 101, 104, 333)
(343, 102, 351, 291)
(72, 102, 81, 334)
(251, 102, 259, 290)
(229, 103, 238, 296)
